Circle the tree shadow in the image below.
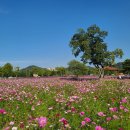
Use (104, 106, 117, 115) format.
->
(60, 76, 99, 81)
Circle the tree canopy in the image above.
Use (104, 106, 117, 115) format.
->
(2, 63, 13, 77)
(122, 59, 130, 74)
(69, 24, 123, 78)
(68, 60, 88, 77)
(55, 67, 67, 76)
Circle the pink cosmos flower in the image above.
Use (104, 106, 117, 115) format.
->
(118, 128, 124, 130)
(95, 126, 104, 130)
(124, 108, 129, 112)
(80, 112, 85, 116)
(20, 122, 24, 128)
(4, 127, 10, 130)
(0, 98, 3, 102)
(92, 122, 96, 125)
(106, 117, 112, 121)
(81, 121, 86, 126)
(109, 107, 118, 112)
(84, 117, 91, 123)
(71, 96, 79, 99)
(38, 117, 47, 128)
(59, 118, 68, 125)
(120, 105, 125, 110)
(9, 121, 14, 125)
(0, 109, 6, 114)
(98, 112, 106, 117)
(128, 88, 130, 93)
(71, 107, 76, 112)
(113, 115, 119, 120)
(121, 98, 127, 103)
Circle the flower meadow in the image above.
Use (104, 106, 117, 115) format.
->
(0, 77, 130, 130)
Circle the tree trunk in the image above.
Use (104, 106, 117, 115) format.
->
(98, 67, 104, 78)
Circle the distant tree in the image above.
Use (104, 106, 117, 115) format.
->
(13, 67, 20, 77)
(55, 67, 66, 76)
(69, 24, 123, 78)
(0, 67, 3, 77)
(2, 63, 13, 77)
(115, 62, 123, 70)
(42, 69, 52, 76)
(122, 59, 130, 74)
(18, 70, 26, 77)
(68, 60, 88, 77)
(87, 67, 98, 75)
(30, 67, 41, 76)
(49, 70, 57, 76)
(39, 69, 49, 76)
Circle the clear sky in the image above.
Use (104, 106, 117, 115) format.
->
(0, 0, 130, 68)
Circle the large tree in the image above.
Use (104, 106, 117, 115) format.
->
(69, 25, 123, 78)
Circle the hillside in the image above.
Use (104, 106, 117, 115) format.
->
(21, 65, 45, 71)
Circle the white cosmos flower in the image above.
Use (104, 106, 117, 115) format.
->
(12, 127, 18, 130)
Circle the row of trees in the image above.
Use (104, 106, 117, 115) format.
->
(0, 64, 58, 77)
(0, 58, 129, 78)
(0, 61, 97, 78)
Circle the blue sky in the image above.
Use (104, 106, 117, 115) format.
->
(0, 0, 130, 68)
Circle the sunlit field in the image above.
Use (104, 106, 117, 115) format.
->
(0, 77, 130, 130)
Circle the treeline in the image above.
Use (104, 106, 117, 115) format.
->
(0, 60, 97, 78)
(0, 59, 130, 78)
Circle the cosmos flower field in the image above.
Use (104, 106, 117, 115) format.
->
(0, 77, 130, 130)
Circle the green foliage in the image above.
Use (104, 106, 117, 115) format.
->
(0, 67, 3, 77)
(55, 67, 67, 76)
(122, 59, 130, 74)
(68, 60, 88, 77)
(115, 62, 123, 70)
(69, 24, 123, 77)
(87, 67, 98, 75)
(13, 67, 20, 77)
(2, 63, 13, 77)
